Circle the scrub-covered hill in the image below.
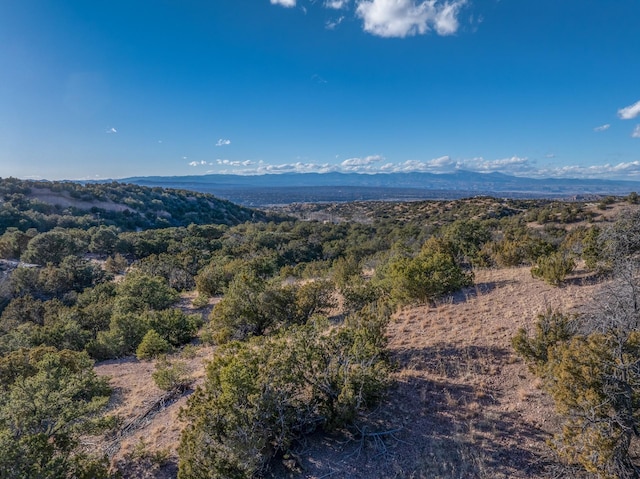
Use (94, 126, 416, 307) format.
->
(0, 177, 272, 233)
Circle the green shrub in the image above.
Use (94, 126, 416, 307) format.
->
(136, 329, 171, 360)
(152, 357, 192, 391)
(512, 308, 575, 375)
(384, 237, 473, 304)
(530, 252, 575, 286)
(115, 273, 180, 314)
(208, 272, 334, 344)
(0, 347, 111, 479)
(146, 308, 202, 347)
(179, 307, 390, 478)
(104, 253, 128, 274)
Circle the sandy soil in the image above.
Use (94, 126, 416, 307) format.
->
(29, 188, 131, 212)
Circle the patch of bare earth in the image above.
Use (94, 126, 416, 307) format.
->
(286, 266, 601, 479)
(86, 295, 219, 478)
(29, 188, 132, 212)
(89, 345, 212, 478)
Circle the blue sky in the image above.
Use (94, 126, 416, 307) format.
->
(1, 0, 639, 180)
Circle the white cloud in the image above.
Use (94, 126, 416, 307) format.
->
(383, 155, 533, 175)
(538, 161, 640, 179)
(341, 154, 384, 167)
(618, 100, 640, 120)
(427, 155, 455, 168)
(326, 16, 345, 29)
(216, 159, 255, 167)
(433, 0, 466, 35)
(271, 0, 296, 6)
(190, 154, 640, 180)
(312, 73, 328, 84)
(594, 124, 610, 132)
(633, 125, 640, 138)
(106, 127, 117, 134)
(462, 156, 531, 173)
(355, 0, 467, 38)
(216, 139, 231, 147)
(325, 0, 350, 8)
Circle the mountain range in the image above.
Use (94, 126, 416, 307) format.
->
(112, 171, 640, 207)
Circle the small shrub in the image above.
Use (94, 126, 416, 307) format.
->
(136, 329, 171, 360)
(180, 343, 198, 359)
(191, 294, 210, 309)
(385, 238, 473, 305)
(104, 253, 128, 274)
(147, 308, 202, 347)
(530, 251, 575, 286)
(152, 357, 192, 391)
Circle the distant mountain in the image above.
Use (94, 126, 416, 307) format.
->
(117, 171, 640, 206)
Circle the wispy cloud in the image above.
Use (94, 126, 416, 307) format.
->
(618, 100, 640, 120)
(341, 155, 384, 167)
(106, 127, 117, 134)
(594, 124, 610, 132)
(432, 0, 467, 35)
(311, 74, 328, 84)
(216, 139, 231, 147)
(271, 0, 296, 6)
(355, 0, 467, 38)
(189, 160, 209, 166)
(270, 0, 468, 38)
(325, 0, 350, 8)
(633, 125, 640, 138)
(216, 159, 255, 167)
(381, 156, 533, 175)
(461, 156, 532, 173)
(325, 16, 345, 29)
(539, 162, 640, 179)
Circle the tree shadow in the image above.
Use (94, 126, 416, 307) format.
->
(289, 342, 565, 478)
(444, 279, 517, 305)
(562, 271, 602, 287)
(395, 343, 512, 379)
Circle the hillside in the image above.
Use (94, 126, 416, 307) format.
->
(92, 264, 601, 478)
(0, 177, 270, 233)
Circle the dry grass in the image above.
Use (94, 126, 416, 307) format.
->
(285, 265, 601, 479)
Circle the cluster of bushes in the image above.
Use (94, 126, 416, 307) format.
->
(514, 210, 640, 478)
(180, 307, 391, 478)
(0, 346, 112, 478)
(0, 272, 200, 361)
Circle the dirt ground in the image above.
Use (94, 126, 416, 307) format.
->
(92, 265, 602, 478)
